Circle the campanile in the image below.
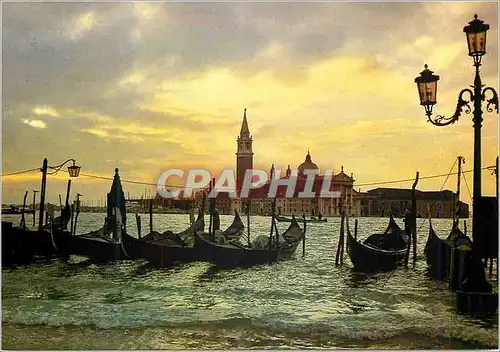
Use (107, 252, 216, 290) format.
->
(236, 108, 254, 194)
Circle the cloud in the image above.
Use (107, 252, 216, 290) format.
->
(2, 2, 498, 204)
(22, 119, 47, 129)
(32, 105, 60, 118)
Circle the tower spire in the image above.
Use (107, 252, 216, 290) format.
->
(240, 108, 250, 137)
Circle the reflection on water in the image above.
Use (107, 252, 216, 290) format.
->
(1, 213, 498, 349)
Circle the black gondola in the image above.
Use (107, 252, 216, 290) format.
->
(141, 209, 205, 247)
(121, 230, 189, 267)
(346, 215, 408, 272)
(122, 211, 244, 267)
(276, 215, 327, 223)
(362, 214, 409, 251)
(53, 223, 129, 263)
(52, 168, 130, 263)
(122, 210, 205, 267)
(194, 215, 303, 268)
(424, 218, 472, 280)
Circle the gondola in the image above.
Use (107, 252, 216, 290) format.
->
(52, 169, 130, 263)
(122, 211, 244, 267)
(121, 210, 206, 267)
(276, 215, 327, 223)
(121, 230, 189, 267)
(362, 214, 408, 251)
(141, 209, 205, 247)
(1, 205, 35, 215)
(2, 217, 68, 266)
(194, 215, 303, 268)
(424, 218, 472, 280)
(2, 221, 37, 266)
(52, 217, 130, 263)
(346, 215, 408, 272)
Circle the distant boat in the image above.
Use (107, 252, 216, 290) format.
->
(2, 205, 35, 215)
(276, 215, 327, 223)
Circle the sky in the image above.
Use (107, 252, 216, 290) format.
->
(2, 1, 499, 206)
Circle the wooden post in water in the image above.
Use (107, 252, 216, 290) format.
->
(32, 190, 38, 228)
(275, 207, 280, 261)
(136, 214, 142, 239)
(73, 197, 81, 236)
(70, 204, 75, 235)
(340, 224, 345, 264)
(20, 191, 28, 229)
(335, 210, 345, 265)
(354, 219, 358, 241)
(404, 210, 412, 268)
(411, 172, 419, 265)
(302, 214, 306, 257)
(149, 198, 153, 233)
(268, 198, 276, 262)
(208, 181, 213, 238)
(246, 200, 251, 247)
(38, 158, 48, 232)
(211, 178, 217, 242)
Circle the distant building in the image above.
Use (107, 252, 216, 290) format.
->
(193, 110, 361, 217)
(236, 108, 253, 194)
(361, 188, 469, 218)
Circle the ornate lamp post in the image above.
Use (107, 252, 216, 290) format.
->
(38, 158, 81, 231)
(414, 14, 498, 247)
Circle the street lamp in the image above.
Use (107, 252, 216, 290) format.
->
(414, 14, 498, 248)
(38, 158, 81, 231)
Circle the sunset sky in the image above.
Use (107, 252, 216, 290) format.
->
(2, 1, 498, 206)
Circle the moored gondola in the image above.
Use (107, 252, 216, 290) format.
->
(346, 215, 408, 272)
(276, 215, 327, 223)
(362, 214, 408, 251)
(52, 168, 130, 263)
(131, 210, 245, 267)
(53, 222, 129, 263)
(424, 218, 472, 280)
(121, 230, 190, 267)
(141, 209, 205, 247)
(121, 210, 209, 267)
(194, 215, 303, 268)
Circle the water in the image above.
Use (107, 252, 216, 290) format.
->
(2, 214, 498, 349)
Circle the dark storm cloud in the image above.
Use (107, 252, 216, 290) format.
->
(3, 1, 434, 115)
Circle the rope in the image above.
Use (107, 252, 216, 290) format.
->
(354, 166, 489, 188)
(439, 159, 457, 191)
(462, 172, 473, 200)
(3, 165, 495, 192)
(1, 168, 40, 177)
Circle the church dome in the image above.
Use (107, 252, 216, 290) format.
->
(298, 151, 319, 175)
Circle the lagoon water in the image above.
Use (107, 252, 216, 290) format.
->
(1, 213, 498, 349)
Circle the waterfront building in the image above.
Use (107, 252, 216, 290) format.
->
(361, 188, 469, 218)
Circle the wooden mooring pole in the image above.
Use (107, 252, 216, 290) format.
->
(136, 214, 142, 239)
(247, 200, 251, 247)
(149, 198, 153, 233)
(20, 191, 28, 229)
(268, 198, 276, 263)
(411, 172, 419, 266)
(354, 219, 358, 241)
(335, 210, 345, 265)
(302, 214, 307, 257)
(70, 204, 74, 235)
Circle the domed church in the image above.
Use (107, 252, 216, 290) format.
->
(298, 150, 319, 177)
(196, 110, 362, 217)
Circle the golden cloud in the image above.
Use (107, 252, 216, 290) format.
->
(22, 119, 46, 129)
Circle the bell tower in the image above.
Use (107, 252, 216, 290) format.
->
(236, 108, 254, 194)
